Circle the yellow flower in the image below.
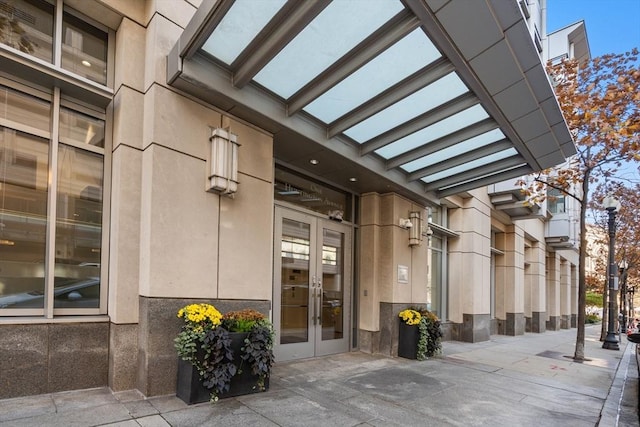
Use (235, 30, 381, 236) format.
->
(399, 309, 421, 325)
(178, 303, 223, 327)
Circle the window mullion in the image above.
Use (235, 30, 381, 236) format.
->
(53, 0, 64, 67)
(44, 87, 61, 318)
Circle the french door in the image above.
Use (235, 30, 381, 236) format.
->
(273, 207, 352, 361)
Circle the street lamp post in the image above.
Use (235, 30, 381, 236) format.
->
(603, 196, 620, 350)
(630, 287, 636, 323)
(620, 261, 628, 333)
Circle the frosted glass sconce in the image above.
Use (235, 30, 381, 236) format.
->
(408, 211, 422, 246)
(208, 128, 239, 196)
(400, 212, 423, 246)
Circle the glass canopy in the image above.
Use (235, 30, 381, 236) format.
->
(170, 0, 575, 199)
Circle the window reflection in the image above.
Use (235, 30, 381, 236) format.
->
(61, 11, 107, 85)
(0, 85, 51, 132)
(0, 128, 48, 308)
(427, 235, 442, 316)
(322, 229, 343, 341)
(0, 0, 54, 63)
(54, 144, 103, 308)
(59, 107, 105, 148)
(280, 219, 310, 344)
(547, 188, 566, 214)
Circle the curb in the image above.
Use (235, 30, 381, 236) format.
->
(598, 337, 637, 426)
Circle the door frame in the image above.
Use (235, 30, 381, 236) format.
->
(273, 205, 352, 362)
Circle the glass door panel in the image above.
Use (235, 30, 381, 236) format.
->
(280, 218, 310, 344)
(314, 220, 351, 357)
(320, 228, 344, 341)
(274, 207, 352, 361)
(274, 209, 316, 361)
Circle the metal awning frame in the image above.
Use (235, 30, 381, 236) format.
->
(167, 0, 575, 202)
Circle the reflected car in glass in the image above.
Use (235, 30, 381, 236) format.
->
(0, 278, 100, 308)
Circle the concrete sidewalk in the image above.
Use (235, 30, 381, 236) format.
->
(0, 324, 637, 426)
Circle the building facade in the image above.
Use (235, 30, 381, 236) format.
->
(0, 0, 583, 399)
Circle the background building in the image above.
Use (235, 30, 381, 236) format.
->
(0, 0, 583, 399)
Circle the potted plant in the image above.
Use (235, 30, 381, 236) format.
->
(398, 307, 443, 360)
(174, 303, 275, 403)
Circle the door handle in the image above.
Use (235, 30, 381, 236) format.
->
(311, 277, 317, 326)
(317, 280, 322, 324)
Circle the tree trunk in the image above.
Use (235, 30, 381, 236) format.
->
(574, 175, 590, 361)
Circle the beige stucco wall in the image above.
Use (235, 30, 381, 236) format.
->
(109, 0, 274, 319)
(519, 218, 547, 315)
(546, 252, 561, 320)
(359, 193, 429, 332)
(108, 8, 148, 325)
(494, 224, 526, 318)
(448, 190, 492, 324)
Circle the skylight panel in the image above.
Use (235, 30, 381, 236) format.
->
(374, 104, 489, 159)
(344, 73, 468, 143)
(202, 0, 287, 65)
(304, 28, 441, 123)
(421, 148, 518, 182)
(254, 0, 404, 99)
(400, 129, 506, 172)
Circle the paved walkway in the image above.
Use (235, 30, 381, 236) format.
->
(0, 324, 637, 426)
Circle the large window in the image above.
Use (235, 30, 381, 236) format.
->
(547, 187, 566, 214)
(0, 0, 110, 317)
(427, 206, 448, 319)
(0, 0, 109, 86)
(427, 234, 443, 315)
(0, 83, 106, 315)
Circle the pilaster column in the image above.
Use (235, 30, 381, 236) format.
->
(502, 225, 525, 335)
(571, 265, 578, 327)
(526, 241, 546, 333)
(560, 259, 571, 329)
(546, 252, 561, 330)
(448, 196, 491, 342)
(358, 193, 429, 355)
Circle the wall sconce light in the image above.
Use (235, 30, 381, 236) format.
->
(208, 128, 239, 196)
(408, 211, 422, 246)
(399, 212, 423, 246)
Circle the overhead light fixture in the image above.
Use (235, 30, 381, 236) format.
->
(81, 60, 92, 67)
(0, 239, 15, 246)
(349, 177, 357, 182)
(208, 128, 239, 196)
(309, 159, 319, 165)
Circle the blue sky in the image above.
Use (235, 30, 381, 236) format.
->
(547, 0, 640, 57)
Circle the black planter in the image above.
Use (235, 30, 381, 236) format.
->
(398, 320, 419, 359)
(176, 332, 270, 404)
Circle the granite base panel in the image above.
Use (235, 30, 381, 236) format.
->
(561, 315, 571, 329)
(452, 314, 491, 343)
(506, 312, 525, 336)
(0, 322, 109, 399)
(546, 315, 561, 331)
(531, 311, 547, 333)
(109, 323, 139, 392)
(378, 303, 412, 357)
(358, 330, 380, 354)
